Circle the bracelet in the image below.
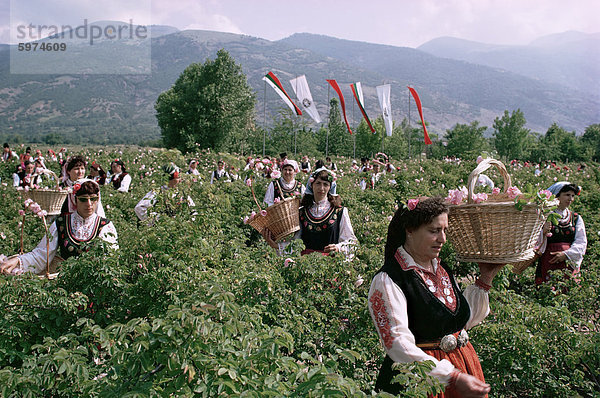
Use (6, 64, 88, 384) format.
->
(474, 278, 492, 292)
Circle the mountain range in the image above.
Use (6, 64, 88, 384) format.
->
(0, 24, 598, 145)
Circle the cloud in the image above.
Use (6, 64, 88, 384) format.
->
(183, 15, 242, 34)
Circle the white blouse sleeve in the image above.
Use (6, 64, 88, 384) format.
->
(335, 207, 357, 259)
(462, 284, 491, 329)
(99, 221, 119, 251)
(117, 174, 132, 193)
(264, 182, 275, 207)
(565, 215, 587, 270)
(368, 273, 456, 385)
(135, 190, 156, 221)
(20, 222, 59, 274)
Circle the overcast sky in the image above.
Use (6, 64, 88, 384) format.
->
(2, 0, 598, 47)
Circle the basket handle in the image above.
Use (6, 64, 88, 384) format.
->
(30, 169, 60, 190)
(466, 158, 512, 204)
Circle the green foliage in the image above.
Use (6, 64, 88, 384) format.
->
(0, 148, 599, 397)
(445, 121, 490, 159)
(492, 109, 531, 160)
(155, 49, 256, 153)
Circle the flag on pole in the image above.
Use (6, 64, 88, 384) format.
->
(350, 82, 376, 133)
(326, 79, 353, 135)
(289, 75, 321, 123)
(376, 84, 393, 137)
(407, 86, 432, 145)
(263, 71, 302, 116)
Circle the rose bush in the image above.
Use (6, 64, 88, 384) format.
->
(0, 148, 598, 396)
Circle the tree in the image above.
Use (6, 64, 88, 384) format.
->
(155, 49, 256, 153)
(444, 121, 490, 159)
(492, 109, 531, 160)
(541, 123, 582, 162)
(319, 98, 352, 157)
(581, 124, 600, 161)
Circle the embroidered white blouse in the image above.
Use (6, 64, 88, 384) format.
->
(368, 247, 490, 385)
(534, 208, 587, 270)
(108, 172, 132, 193)
(277, 198, 357, 259)
(263, 178, 305, 207)
(19, 212, 118, 274)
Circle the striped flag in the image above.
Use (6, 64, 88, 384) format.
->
(407, 86, 432, 145)
(290, 75, 322, 123)
(350, 82, 376, 133)
(376, 84, 393, 137)
(263, 72, 302, 116)
(326, 79, 353, 135)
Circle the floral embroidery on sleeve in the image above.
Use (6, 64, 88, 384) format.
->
(370, 289, 394, 349)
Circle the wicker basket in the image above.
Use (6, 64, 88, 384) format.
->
(20, 169, 68, 216)
(446, 159, 546, 270)
(248, 197, 301, 241)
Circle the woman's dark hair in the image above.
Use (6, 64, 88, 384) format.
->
(557, 183, 580, 196)
(66, 155, 86, 171)
(111, 159, 126, 172)
(314, 159, 324, 169)
(300, 170, 341, 208)
(384, 197, 449, 259)
(75, 180, 100, 196)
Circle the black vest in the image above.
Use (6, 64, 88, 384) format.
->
(379, 252, 471, 343)
(56, 214, 110, 260)
(111, 172, 129, 190)
(548, 212, 578, 245)
(299, 205, 343, 251)
(273, 179, 301, 201)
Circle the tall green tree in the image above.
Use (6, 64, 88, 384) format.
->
(541, 123, 582, 162)
(320, 98, 352, 157)
(492, 109, 530, 160)
(581, 124, 600, 161)
(445, 121, 490, 159)
(155, 49, 256, 153)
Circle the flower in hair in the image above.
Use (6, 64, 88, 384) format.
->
(407, 198, 419, 210)
(73, 183, 82, 194)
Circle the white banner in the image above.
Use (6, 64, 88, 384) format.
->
(289, 75, 322, 123)
(376, 84, 393, 136)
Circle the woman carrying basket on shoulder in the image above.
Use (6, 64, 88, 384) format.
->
(369, 197, 505, 397)
(535, 182, 587, 285)
(262, 167, 356, 259)
(263, 159, 305, 207)
(1, 179, 118, 276)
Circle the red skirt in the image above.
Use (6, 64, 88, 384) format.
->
(375, 342, 486, 397)
(535, 242, 575, 285)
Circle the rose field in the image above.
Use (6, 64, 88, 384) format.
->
(0, 147, 599, 397)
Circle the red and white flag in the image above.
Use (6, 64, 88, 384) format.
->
(350, 82, 376, 133)
(263, 72, 302, 116)
(290, 75, 321, 123)
(327, 79, 353, 135)
(408, 86, 432, 145)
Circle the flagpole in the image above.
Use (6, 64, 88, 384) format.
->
(294, 76, 298, 157)
(352, 91, 356, 159)
(407, 86, 411, 159)
(326, 82, 330, 158)
(263, 78, 267, 157)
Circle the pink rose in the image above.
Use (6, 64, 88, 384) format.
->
(407, 199, 419, 210)
(539, 189, 552, 200)
(506, 186, 522, 199)
(271, 170, 281, 179)
(260, 210, 268, 217)
(245, 179, 252, 187)
(492, 187, 501, 195)
(284, 258, 295, 267)
(243, 216, 249, 224)
(274, 198, 281, 204)
(19, 210, 25, 216)
(472, 193, 488, 204)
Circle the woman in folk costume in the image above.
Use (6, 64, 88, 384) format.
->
(187, 159, 201, 176)
(263, 159, 305, 207)
(60, 156, 106, 217)
(369, 197, 505, 397)
(535, 182, 587, 285)
(262, 167, 356, 259)
(210, 160, 231, 184)
(108, 159, 132, 192)
(0, 179, 118, 276)
(135, 163, 196, 222)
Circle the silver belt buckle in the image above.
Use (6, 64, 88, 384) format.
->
(440, 330, 469, 353)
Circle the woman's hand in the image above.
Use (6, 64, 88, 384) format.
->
(454, 373, 491, 398)
(477, 262, 505, 286)
(549, 251, 567, 264)
(0, 257, 20, 275)
(323, 244, 339, 254)
(261, 228, 279, 249)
